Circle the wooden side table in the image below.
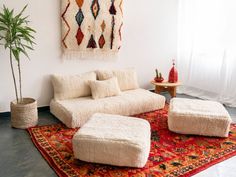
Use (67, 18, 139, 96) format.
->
(151, 81, 181, 98)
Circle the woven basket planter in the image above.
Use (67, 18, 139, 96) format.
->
(11, 98, 38, 129)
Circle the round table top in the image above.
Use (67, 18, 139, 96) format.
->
(150, 81, 181, 87)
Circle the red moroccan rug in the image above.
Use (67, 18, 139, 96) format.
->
(28, 106, 236, 177)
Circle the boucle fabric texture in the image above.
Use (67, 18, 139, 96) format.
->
(168, 98, 232, 137)
(96, 69, 113, 80)
(61, 0, 123, 58)
(88, 77, 121, 99)
(96, 68, 139, 91)
(50, 88, 165, 128)
(72, 113, 151, 168)
(51, 72, 96, 100)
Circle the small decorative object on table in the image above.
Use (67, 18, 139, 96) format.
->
(154, 69, 164, 83)
(168, 59, 178, 83)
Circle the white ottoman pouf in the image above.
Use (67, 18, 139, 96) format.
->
(168, 98, 232, 137)
(72, 113, 151, 168)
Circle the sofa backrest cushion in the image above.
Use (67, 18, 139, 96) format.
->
(88, 77, 121, 100)
(96, 68, 139, 91)
(96, 70, 113, 81)
(51, 72, 96, 100)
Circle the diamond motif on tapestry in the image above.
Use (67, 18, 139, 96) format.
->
(76, 0, 84, 8)
(87, 34, 97, 48)
(109, 2, 117, 15)
(75, 9, 84, 27)
(91, 0, 100, 20)
(76, 28, 84, 45)
(100, 20, 106, 32)
(99, 34, 105, 48)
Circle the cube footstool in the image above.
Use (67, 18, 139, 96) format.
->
(168, 98, 232, 137)
(72, 113, 151, 168)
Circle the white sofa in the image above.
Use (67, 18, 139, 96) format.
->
(50, 69, 165, 128)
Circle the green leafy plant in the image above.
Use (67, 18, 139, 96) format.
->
(0, 5, 36, 103)
(155, 69, 163, 79)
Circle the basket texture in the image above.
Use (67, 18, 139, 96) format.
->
(11, 98, 38, 129)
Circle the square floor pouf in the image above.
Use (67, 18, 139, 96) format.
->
(72, 113, 151, 168)
(168, 98, 232, 137)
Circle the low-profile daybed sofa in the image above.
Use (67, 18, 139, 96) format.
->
(50, 69, 165, 128)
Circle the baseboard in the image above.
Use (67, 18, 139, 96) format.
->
(38, 106, 50, 112)
(0, 106, 50, 118)
(0, 112, 10, 117)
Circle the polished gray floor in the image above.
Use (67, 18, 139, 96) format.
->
(0, 94, 235, 177)
(0, 111, 59, 177)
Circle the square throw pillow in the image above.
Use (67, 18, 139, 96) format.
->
(113, 68, 139, 91)
(51, 72, 96, 100)
(89, 77, 121, 99)
(96, 68, 140, 91)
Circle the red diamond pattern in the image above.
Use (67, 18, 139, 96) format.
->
(99, 34, 105, 48)
(76, 28, 84, 45)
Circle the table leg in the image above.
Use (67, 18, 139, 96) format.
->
(155, 86, 162, 94)
(169, 87, 177, 98)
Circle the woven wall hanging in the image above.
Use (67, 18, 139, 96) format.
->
(61, 0, 123, 58)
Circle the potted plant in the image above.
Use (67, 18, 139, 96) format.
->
(0, 5, 37, 129)
(154, 69, 164, 82)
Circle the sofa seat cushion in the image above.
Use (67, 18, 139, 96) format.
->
(72, 113, 151, 168)
(50, 89, 165, 128)
(168, 98, 232, 137)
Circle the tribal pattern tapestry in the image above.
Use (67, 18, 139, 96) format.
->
(28, 105, 236, 177)
(61, 0, 123, 58)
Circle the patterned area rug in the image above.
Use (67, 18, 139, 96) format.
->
(28, 106, 236, 177)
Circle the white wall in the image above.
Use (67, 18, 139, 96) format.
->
(0, 0, 178, 112)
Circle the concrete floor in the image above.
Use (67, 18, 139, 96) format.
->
(0, 111, 59, 177)
(0, 93, 235, 177)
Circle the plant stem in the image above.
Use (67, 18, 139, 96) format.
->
(9, 48, 19, 103)
(18, 59, 22, 103)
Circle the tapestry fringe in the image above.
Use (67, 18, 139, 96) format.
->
(62, 50, 119, 60)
